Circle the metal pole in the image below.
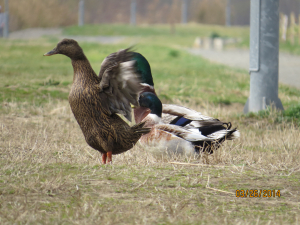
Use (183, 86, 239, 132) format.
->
(244, 0, 283, 113)
(78, 0, 84, 26)
(181, 0, 188, 24)
(226, 0, 231, 26)
(3, 0, 9, 38)
(130, 0, 136, 26)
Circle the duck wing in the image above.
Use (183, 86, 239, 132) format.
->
(161, 104, 222, 127)
(197, 123, 240, 140)
(98, 48, 141, 122)
(155, 124, 214, 142)
(99, 48, 133, 80)
(157, 123, 239, 153)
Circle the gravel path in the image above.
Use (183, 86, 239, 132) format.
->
(188, 48, 300, 89)
(9, 28, 125, 44)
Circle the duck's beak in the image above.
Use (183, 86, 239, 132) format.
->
(43, 49, 57, 56)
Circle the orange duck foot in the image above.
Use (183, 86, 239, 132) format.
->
(107, 151, 112, 164)
(102, 151, 112, 164)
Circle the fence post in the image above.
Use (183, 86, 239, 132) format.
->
(78, 0, 85, 26)
(226, 0, 231, 26)
(181, 0, 188, 24)
(3, 0, 9, 38)
(130, 0, 136, 26)
(244, 0, 283, 113)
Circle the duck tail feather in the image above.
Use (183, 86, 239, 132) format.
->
(225, 129, 240, 140)
(132, 121, 151, 135)
(135, 128, 151, 134)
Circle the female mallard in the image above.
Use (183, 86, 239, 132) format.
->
(44, 39, 150, 164)
(138, 92, 240, 154)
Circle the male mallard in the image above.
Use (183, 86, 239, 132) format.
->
(44, 39, 150, 164)
(138, 92, 240, 154)
(100, 51, 216, 125)
(127, 52, 238, 138)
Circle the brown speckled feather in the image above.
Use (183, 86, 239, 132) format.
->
(139, 128, 180, 145)
(45, 39, 150, 155)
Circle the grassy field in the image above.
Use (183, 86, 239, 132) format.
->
(64, 23, 249, 41)
(64, 23, 300, 55)
(65, 23, 250, 51)
(1, 24, 300, 224)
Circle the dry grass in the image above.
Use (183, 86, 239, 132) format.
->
(1, 99, 300, 224)
(1, 27, 300, 224)
(0, 0, 231, 31)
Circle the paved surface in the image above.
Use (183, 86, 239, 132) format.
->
(9, 28, 125, 44)
(9, 28, 63, 39)
(188, 48, 300, 89)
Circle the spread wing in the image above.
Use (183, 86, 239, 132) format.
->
(98, 48, 141, 122)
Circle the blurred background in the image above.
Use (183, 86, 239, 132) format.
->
(0, 0, 300, 106)
(0, 0, 299, 31)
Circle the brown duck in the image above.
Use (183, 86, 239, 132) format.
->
(44, 39, 150, 164)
